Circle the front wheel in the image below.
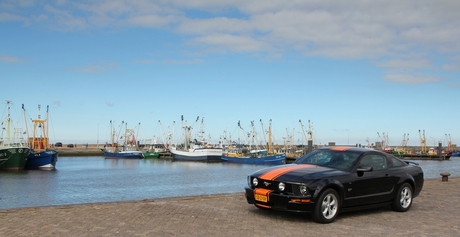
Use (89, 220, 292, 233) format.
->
(391, 183, 413, 212)
(312, 189, 340, 223)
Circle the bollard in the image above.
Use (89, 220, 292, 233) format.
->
(440, 172, 451, 182)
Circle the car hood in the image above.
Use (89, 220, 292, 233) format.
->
(251, 164, 346, 182)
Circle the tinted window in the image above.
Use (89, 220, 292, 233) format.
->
(388, 156, 407, 168)
(295, 149, 360, 171)
(359, 154, 387, 171)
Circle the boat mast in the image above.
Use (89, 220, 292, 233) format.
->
(249, 120, 258, 151)
(135, 122, 140, 148)
(260, 119, 267, 148)
(299, 119, 308, 146)
(22, 104, 29, 147)
(110, 120, 114, 147)
(45, 105, 49, 148)
(116, 121, 124, 146)
(2, 100, 12, 146)
(267, 119, 273, 154)
(419, 130, 427, 153)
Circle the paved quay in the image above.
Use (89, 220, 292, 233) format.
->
(1, 177, 459, 237)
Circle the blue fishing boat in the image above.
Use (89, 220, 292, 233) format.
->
(23, 104, 58, 170)
(26, 149, 58, 169)
(221, 120, 285, 165)
(221, 153, 285, 165)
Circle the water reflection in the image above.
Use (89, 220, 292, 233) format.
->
(0, 156, 458, 209)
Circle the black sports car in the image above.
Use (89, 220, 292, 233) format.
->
(244, 146, 424, 223)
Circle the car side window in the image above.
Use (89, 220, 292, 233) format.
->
(359, 154, 387, 171)
(388, 156, 406, 168)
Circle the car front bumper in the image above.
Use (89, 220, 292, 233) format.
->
(244, 186, 315, 213)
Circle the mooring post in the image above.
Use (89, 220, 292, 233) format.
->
(440, 172, 450, 182)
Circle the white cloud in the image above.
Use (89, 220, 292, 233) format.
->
(191, 34, 269, 53)
(383, 74, 443, 84)
(66, 62, 119, 73)
(0, 55, 25, 63)
(3, 0, 459, 84)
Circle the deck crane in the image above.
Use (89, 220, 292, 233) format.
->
(237, 120, 248, 145)
(308, 120, 313, 142)
(377, 132, 389, 150)
(419, 130, 427, 153)
(365, 137, 371, 148)
(299, 119, 313, 144)
(445, 134, 453, 152)
(260, 119, 267, 147)
(158, 120, 174, 148)
(401, 133, 409, 148)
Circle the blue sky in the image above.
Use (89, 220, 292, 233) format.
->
(1, 0, 459, 148)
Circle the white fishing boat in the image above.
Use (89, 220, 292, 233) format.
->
(169, 116, 222, 162)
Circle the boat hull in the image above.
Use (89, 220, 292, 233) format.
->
(395, 153, 451, 160)
(0, 147, 29, 170)
(221, 154, 286, 165)
(169, 147, 222, 162)
(26, 149, 58, 170)
(103, 150, 144, 159)
(142, 152, 160, 158)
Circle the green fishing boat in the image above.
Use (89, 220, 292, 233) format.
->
(0, 100, 30, 170)
(0, 147, 30, 170)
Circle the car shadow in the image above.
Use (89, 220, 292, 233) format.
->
(248, 205, 396, 223)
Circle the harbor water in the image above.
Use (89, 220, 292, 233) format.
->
(1, 156, 459, 209)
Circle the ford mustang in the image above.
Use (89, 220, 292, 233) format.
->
(244, 146, 424, 223)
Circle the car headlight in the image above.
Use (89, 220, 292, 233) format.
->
(299, 184, 308, 195)
(278, 182, 286, 191)
(252, 177, 259, 187)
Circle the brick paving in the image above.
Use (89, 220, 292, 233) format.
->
(1, 177, 458, 237)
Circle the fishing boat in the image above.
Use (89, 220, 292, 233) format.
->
(141, 137, 162, 158)
(0, 101, 30, 170)
(221, 120, 285, 165)
(221, 149, 286, 165)
(102, 121, 143, 159)
(23, 104, 58, 170)
(169, 116, 222, 162)
(0, 147, 30, 170)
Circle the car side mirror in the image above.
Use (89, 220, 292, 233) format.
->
(356, 166, 373, 177)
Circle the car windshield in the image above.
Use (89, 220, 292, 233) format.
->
(294, 149, 361, 171)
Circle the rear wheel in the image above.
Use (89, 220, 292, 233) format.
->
(312, 189, 340, 223)
(391, 183, 413, 212)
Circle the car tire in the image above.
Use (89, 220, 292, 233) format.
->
(391, 183, 413, 212)
(312, 189, 340, 224)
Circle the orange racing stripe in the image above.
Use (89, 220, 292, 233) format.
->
(331, 146, 352, 151)
(259, 164, 313, 181)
